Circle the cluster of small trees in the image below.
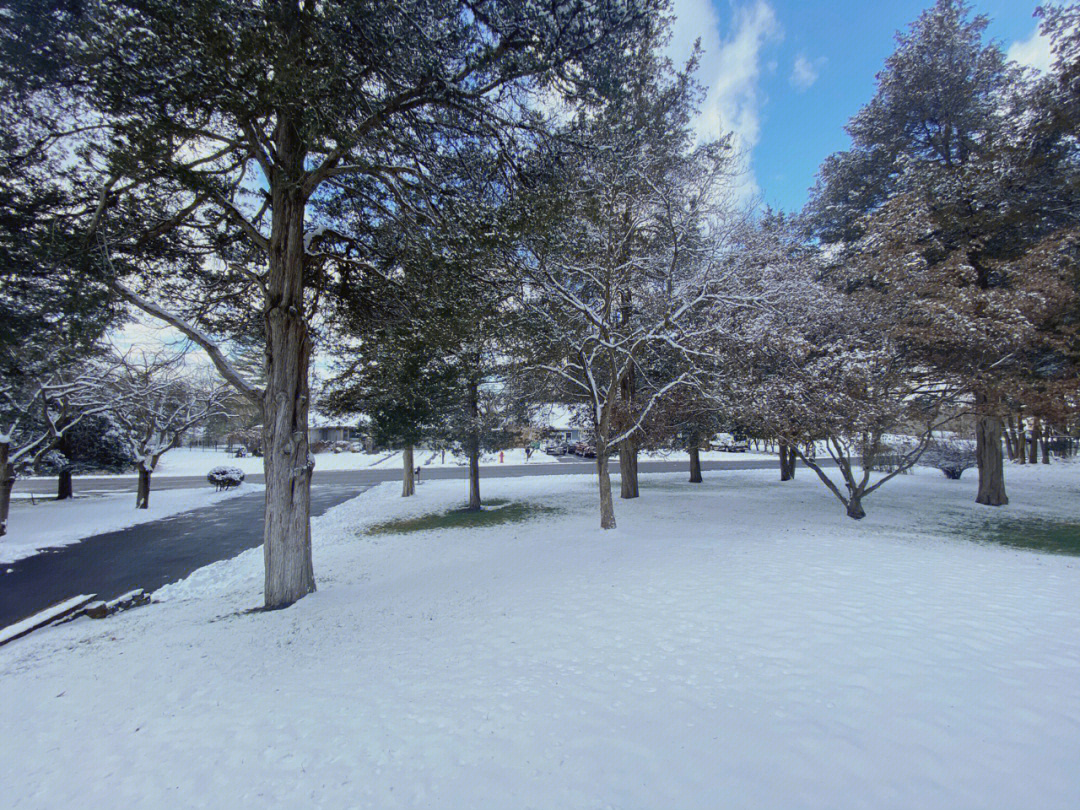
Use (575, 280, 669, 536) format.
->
(2, 0, 1078, 609)
(0, 347, 231, 534)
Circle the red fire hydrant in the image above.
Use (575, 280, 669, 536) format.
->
(499, 451, 504, 463)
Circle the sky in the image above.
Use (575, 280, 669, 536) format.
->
(666, 0, 1054, 213)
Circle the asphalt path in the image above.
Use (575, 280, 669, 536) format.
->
(0, 483, 364, 629)
(2, 455, 790, 630)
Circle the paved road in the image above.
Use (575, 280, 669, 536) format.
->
(0, 484, 365, 629)
(17, 455, 781, 495)
(2, 456, 789, 630)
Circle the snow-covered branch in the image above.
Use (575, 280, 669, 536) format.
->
(110, 280, 263, 405)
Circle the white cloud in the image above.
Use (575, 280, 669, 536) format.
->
(1008, 24, 1052, 73)
(790, 53, 824, 91)
(668, 0, 782, 200)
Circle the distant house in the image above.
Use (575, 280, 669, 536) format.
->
(531, 403, 587, 444)
(308, 411, 366, 445)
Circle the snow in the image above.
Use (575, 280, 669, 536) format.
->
(31, 444, 772, 479)
(0, 484, 262, 564)
(2, 465, 1078, 808)
(308, 408, 367, 429)
(0, 594, 95, 646)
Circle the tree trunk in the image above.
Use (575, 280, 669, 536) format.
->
(1016, 423, 1027, 464)
(261, 115, 315, 610)
(1005, 416, 1017, 461)
(975, 394, 1008, 506)
(467, 440, 481, 511)
(779, 441, 796, 481)
(1041, 434, 1051, 465)
(0, 444, 13, 537)
(846, 492, 866, 520)
(135, 467, 151, 509)
(466, 380, 481, 511)
(57, 467, 73, 501)
(1029, 418, 1041, 465)
(402, 444, 415, 497)
(55, 434, 73, 500)
(619, 438, 639, 498)
(596, 439, 616, 529)
(688, 444, 702, 483)
(617, 330, 639, 499)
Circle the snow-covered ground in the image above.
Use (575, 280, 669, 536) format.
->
(2, 465, 1078, 808)
(32, 444, 772, 478)
(1, 484, 261, 565)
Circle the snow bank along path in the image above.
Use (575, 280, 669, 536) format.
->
(1, 466, 1078, 808)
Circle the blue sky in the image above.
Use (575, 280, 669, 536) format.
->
(666, 0, 1053, 213)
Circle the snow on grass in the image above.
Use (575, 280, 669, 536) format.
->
(1, 466, 1078, 808)
(0, 484, 263, 565)
(31, 444, 772, 479)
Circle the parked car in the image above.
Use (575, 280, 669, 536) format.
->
(711, 432, 749, 452)
(543, 442, 569, 456)
(575, 442, 597, 458)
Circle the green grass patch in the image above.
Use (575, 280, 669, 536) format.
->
(957, 516, 1080, 556)
(640, 478, 701, 492)
(365, 500, 561, 536)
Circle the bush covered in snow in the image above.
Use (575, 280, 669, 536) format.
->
(920, 437, 977, 480)
(207, 466, 246, 491)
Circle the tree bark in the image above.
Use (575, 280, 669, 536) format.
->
(467, 440, 481, 511)
(846, 493, 866, 520)
(596, 439, 616, 529)
(261, 113, 315, 610)
(402, 444, 415, 497)
(1041, 433, 1051, 465)
(466, 380, 481, 511)
(619, 438, 639, 498)
(617, 336, 638, 499)
(779, 441, 796, 481)
(56, 434, 73, 500)
(136, 467, 151, 509)
(1029, 418, 1041, 465)
(1005, 415, 1017, 461)
(975, 393, 1008, 506)
(57, 467, 73, 501)
(688, 444, 702, 483)
(0, 444, 13, 537)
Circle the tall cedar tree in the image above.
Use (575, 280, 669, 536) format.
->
(804, 0, 1075, 507)
(53, 0, 662, 607)
(324, 189, 524, 510)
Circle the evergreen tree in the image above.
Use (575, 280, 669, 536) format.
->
(804, 0, 1075, 507)
(49, 0, 661, 607)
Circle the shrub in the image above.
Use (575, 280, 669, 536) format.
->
(920, 437, 977, 480)
(207, 466, 246, 491)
